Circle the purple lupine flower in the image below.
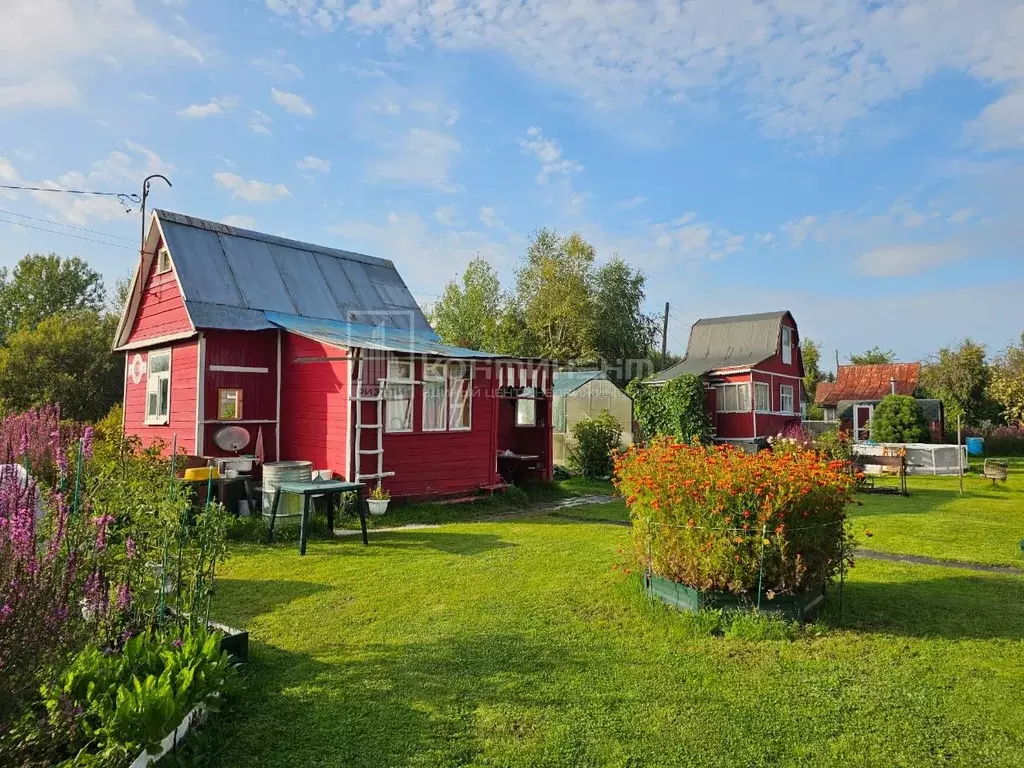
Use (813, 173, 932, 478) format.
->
(92, 514, 115, 551)
(172, 638, 183, 649)
(0, 603, 12, 623)
(81, 427, 95, 461)
(83, 569, 106, 615)
(115, 583, 132, 611)
(125, 537, 136, 559)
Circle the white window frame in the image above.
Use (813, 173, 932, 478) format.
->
(447, 361, 473, 431)
(780, 384, 795, 414)
(384, 357, 415, 434)
(516, 386, 537, 427)
(422, 361, 448, 432)
(156, 247, 172, 275)
(754, 381, 771, 413)
(781, 326, 793, 365)
(145, 348, 172, 425)
(715, 382, 751, 413)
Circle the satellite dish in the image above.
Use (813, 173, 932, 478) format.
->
(213, 425, 251, 452)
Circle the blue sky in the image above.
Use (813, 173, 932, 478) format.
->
(2, 0, 1023, 369)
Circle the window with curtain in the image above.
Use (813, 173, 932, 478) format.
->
(145, 349, 171, 425)
(782, 326, 793, 364)
(448, 362, 472, 430)
(516, 387, 537, 426)
(780, 385, 794, 414)
(755, 382, 771, 413)
(423, 362, 447, 431)
(715, 383, 750, 413)
(385, 358, 414, 433)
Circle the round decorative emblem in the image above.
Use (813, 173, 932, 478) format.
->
(129, 353, 146, 385)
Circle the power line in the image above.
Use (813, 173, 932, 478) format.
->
(0, 208, 135, 243)
(0, 182, 137, 199)
(0, 215, 136, 250)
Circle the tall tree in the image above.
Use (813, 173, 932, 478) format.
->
(430, 257, 505, 352)
(848, 346, 896, 365)
(990, 332, 1024, 425)
(0, 310, 122, 421)
(0, 253, 105, 342)
(918, 338, 996, 426)
(801, 338, 825, 419)
(592, 256, 656, 384)
(515, 229, 596, 361)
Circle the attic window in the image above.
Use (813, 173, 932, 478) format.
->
(781, 326, 793, 365)
(156, 247, 172, 275)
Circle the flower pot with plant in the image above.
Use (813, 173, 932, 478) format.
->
(367, 485, 390, 515)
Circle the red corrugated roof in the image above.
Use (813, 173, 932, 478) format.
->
(813, 381, 836, 406)
(817, 363, 920, 406)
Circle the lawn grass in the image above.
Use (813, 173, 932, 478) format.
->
(851, 457, 1024, 566)
(205, 510, 1024, 767)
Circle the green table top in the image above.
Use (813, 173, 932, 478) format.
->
(275, 480, 365, 495)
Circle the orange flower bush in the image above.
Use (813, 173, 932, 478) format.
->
(614, 438, 855, 596)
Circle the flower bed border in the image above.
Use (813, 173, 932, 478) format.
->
(646, 573, 826, 622)
(128, 704, 207, 768)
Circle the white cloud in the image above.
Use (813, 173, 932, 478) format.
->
(615, 196, 647, 211)
(252, 50, 304, 79)
(780, 216, 818, 248)
(948, 208, 973, 224)
(479, 206, 503, 228)
(262, 0, 1024, 142)
(855, 243, 967, 277)
(758, 232, 776, 244)
(296, 155, 331, 173)
(249, 110, 273, 135)
(271, 87, 314, 116)
(966, 90, 1024, 150)
(1, 0, 205, 110)
(369, 128, 462, 192)
(445, 110, 460, 127)
(433, 205, 456, 226)
(0, 157, 20, 182)
(25, 142, 175, 224)
(375, 99, 402, 115)
(221, 214, 256, 229)
(177, 96, 239, 119)
(213, 172, 291, 203)
(521, 126, 582, 184)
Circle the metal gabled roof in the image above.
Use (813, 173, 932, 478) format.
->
(818, 363, 921, 407)
(155, 210, 433, 333)
(265, 311, 504, 358)
(650, 311, 793, 382)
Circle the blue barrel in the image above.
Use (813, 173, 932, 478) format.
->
(966, 437, 984, 456)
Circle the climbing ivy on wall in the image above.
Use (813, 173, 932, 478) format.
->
(626, 374, 712, 444)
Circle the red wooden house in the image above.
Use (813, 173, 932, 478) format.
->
(115, 210, 553, 498)
(649, 312, 804, 444)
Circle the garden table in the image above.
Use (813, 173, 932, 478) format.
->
(266, 479, 368, 555)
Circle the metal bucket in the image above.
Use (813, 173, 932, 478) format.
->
(261, 461, 313, 522)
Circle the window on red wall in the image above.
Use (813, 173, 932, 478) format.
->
(145, 349, 171, 425)
(782, 327, 793, 364)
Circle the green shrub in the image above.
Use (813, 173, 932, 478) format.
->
(567, 410, 622, 478)
(814, 427, 853, 461)
(627, 374, 712, 444)
(871, 395, 929, 443)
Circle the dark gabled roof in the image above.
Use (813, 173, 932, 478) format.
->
(817, 363, 920, 406)
(650, 311, 793, 382)
(115, 210, 434, 348)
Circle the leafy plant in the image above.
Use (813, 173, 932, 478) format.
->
(871, 395, 929, 443)
(627, 374, 712, 444)
(567, 410, 622, 478)
(814, 428, 853, 461)
(40, 627, 236, 765)
(368, 486, 390, 501)
(616, 439, 855, 596)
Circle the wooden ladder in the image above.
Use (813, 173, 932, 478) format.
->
(352, 348, 395, 487)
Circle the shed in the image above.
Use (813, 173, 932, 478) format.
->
(552, 371, 633, 464)
(115, 210, 553, 499)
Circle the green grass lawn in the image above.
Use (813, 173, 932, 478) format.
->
(204, 478, 1024, 767)
(851, 457, 1024, 566)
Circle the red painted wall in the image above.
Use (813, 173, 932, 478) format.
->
(123, 341, 199, 454)
(278, 333, 350, 473)
(129, 237, 192, 342)
(201, 330, 279, 461)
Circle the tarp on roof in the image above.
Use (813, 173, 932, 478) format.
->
(156, 210, 433, 333)
(818, 363, 920, 407)
(553, 370, 609, 397)
(265, 311, 504, 358)
(650, 311, 790, 382)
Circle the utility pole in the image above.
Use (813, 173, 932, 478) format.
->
(661, 302, 669, 360)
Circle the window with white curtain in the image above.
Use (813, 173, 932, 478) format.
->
(145, 349, 171, 425)
(385, 358, 414, 433)
(422, 362, 447, 431)
(755, 382, 771, 413)
(448, 362, 472, 430)
(780, 385, 794, 414)
(715, 383, 750, 413)
(516, 387, 537, 426)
